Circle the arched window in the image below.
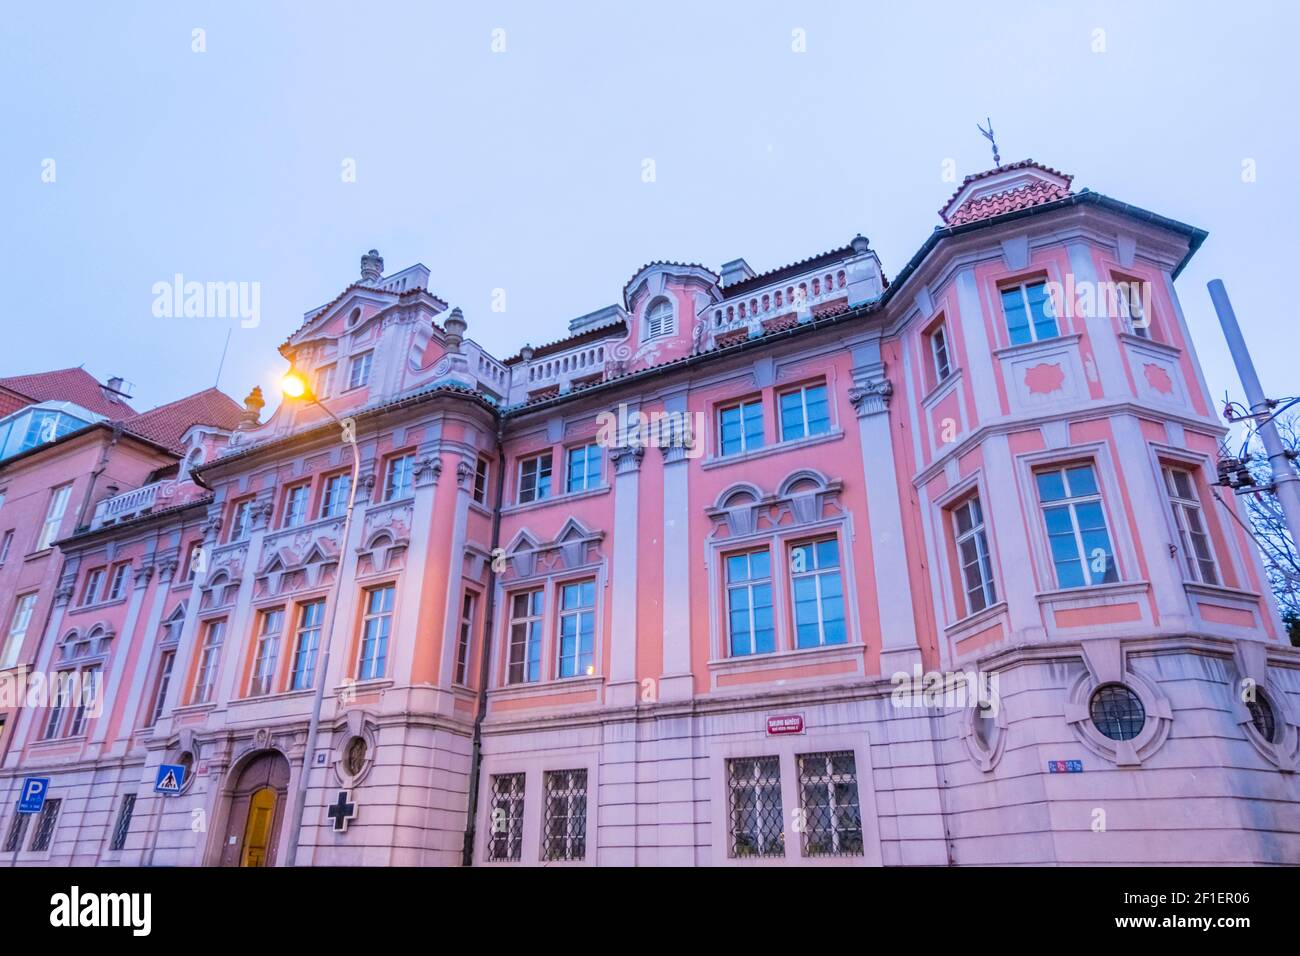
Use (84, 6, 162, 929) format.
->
(645, 297, 675, 339)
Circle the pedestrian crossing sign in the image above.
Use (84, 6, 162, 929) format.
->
(155, 763, 186, 794)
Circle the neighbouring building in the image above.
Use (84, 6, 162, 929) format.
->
(1, 160, 1296, 867)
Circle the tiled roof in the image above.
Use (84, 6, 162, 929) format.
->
(119, 388, 244, 452)
(938, 159, 1073, 214)
(0, 367, 134, 417)
(621, 261, 719, 305)
(944, 179, 1073, 226)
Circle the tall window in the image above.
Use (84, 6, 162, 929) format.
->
(790, 539, 847, 648)
(28, 798, 61, 852)
(282, 485, 309, 528)
(385, 454, 415, 501)
(43, 671, 74, 739)
(36, 484, 71, 550)
(930, 324, 952, 382)
(953, 496, 997, 614)
(185, 542, 203, 581)
(1163, 466, 1218, 584)
(191, 619, 226, 704)
(2, 812, 28, 853)
(290, 600, 324, 690)
(320, 473, 352, 518)
(507, 590, 543, 684)
(454, 591, 476, 685)
(107, 563, 130, 601)
(798, 751, 864, 857)
(727, 756, 784, 858)
(645, 297, 674, 339)
(487, 773, 525, 863)
(542, 769, 588, 862)
(779, 384, 831, 441)
(557, 581, 595, 678)
(1000, 280, 1059, 346)
(229, 500, 253, 542)
(472, 458, 490, 505)
(66, 665, 100, 737)
(1036, 464, 1118, 588)
(315, 363, 336, 398)
(358, 585, 394, 680)
(109, 794, 136, 852)
(80, 568, 105, 606)
(726, 550, 774, 657)
(518, 453, 552, 504)
(718, 399, 764, 456)
(2, 593, 38, 669)
(347, 351, 373, 390)
(0, 530, 12, 565)
(1116, 280, 1150, 338)
(565, 444, 602, 494)
(249, 608, 284, 697)
(147, 650, 175, 727)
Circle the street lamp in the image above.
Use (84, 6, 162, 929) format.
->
(280, 370, 361, 867)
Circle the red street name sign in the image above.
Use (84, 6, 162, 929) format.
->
(766, 714, 805, 736)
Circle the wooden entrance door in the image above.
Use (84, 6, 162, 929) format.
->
(220, 750, 291, 867)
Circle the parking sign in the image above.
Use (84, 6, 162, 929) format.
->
(17, 777, 49, 814)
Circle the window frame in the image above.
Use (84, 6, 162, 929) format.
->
(777, 382, 831, 443)
(190, 618, 226, 705)
(347, 350, 373, 391)
(643, 296, 675, 340)
(1162, 465, 1219, 585)
(383, 453, 415, 502)
(290, 599, 325, 691)
(951, 494, 997, 616)
(788, 536, 848, 649)
(1034, 462, 1120, 590)
(517, 452, 553, 505)
(555, 579, 596, 679)
(717, 397, 765, 457)
(36, 484, 72, 551)
(357, 584, 395, 681)
(999, 279, 1060, 347)
(248, 607, 285, 697)
(505, 588, 544, 685)
(724, 548, 775, 658)
(564, 443, 602, 495)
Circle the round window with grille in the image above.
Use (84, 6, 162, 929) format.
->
(1247, 692, 1278, 744)
(345, 737, 367, 776)
(1089, 684, 1146, 741)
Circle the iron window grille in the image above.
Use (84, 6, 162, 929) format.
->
(542, 769, 588, 862)
(1090, 684, 1146, 741)
(1247, 693, 1278, 743)
(3, 812, 29, 853)
(109, 794, 135, 852)
(29, 798, 61, 852)
(487, 773, 525, 862)
(797, 751, 864, 857)
(727, 756, 785, 858)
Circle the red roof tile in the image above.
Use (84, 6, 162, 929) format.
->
(0, 367, 134, 418)
(944, 179, 1072, 226)
(118, 388, 244, 452)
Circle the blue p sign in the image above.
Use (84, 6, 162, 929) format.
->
(17, 777, 48, 814)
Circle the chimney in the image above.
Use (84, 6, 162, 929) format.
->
(360, 249, 384, 283)
(104, 376, 132, 399)
(719, 258, 755, 288)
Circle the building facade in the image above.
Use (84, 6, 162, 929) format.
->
(2, 160, 1297, 867)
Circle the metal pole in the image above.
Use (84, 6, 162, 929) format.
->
(1208, 279, 1300, 549)
(284, 402, 361, 867)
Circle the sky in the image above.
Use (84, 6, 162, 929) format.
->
(2, 0, 1298, 422)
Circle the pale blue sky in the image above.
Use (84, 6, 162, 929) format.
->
(2, 1, 1297, 420)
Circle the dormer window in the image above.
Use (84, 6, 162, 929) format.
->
(645, 297, 675, 340)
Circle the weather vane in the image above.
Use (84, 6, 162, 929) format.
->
(977, 117, 1001, 168)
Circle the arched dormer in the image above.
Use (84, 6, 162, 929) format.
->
(644, 296, 675, 341)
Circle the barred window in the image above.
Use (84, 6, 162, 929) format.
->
(797, 751, 864, 857)
(109, 793, 136, 852)
(727, 756, 784, 858)
(3, 812, 29, 853)
(487, 773, 525, 863)
(1247, 692, 1278, 744)
(542, 769, 587, 862)
(1090, 684, 1146, 741)
(29, 798, 61, 852)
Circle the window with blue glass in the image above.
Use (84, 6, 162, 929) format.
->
(507, 589, 544, 684)
(1000, 281, 1059, 346)
(1036, 464, 1118, 589)
(790, 538, 847, 648)
(718, 399, 764, 457)
(357, 585, 394, 680)
(565, 444, 602, 494)
(779, 384, 831, 441)
(556, 580, 595, 678)
(385, 454, 415, 501)
(726, 549, 774, 656)
(518, 453, 553, 503)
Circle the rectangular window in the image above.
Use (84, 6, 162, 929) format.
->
(518, 453, 553, 504)
(249, 608, 284, 697)
(230, 500, 253, 542)
(347, 351, 373, 390)
(185, 542, 203, 581)
(797, 751, 864, 857)
(454, 591, 475, 686)
(43, 670, 74, 740)
(1, 593, 38, 669)
(565, 444, 602, 494)
(790, 539, 847, 648)
(290, 600, 324, 691)
(930, 324, 952, 382)
(1000, 281, 1059, 346)
(107, 563, 130, 601)
(36, 484, 71, 550)
(358, 585, 394, 680)
(109, 794, 136, 852)
(1036, 464, 1118, 589)
(0, 530, 13, 565)
(191, 619, 226, 704)
(385, 454, 415, 501)
(472, 458, 490, 505)
(725, 550, 774, 657)
(315, 363, 336, 398)
(282, 485, 309, 528)
(80, 568, 105, 606)
(66, 666, 100, 738)
(718, 399, 764, 456)
(953, 496, 997, 614)
(542, 769, 588, 862)
(29, 798, 61, 852)
(147, 650, 175, 727)
(1163, 467, 1218, 585)
(3, 812, 29, 853)
(779, 384, 831, 441)
(727, 756, 784, 858)
(556, 580, 595, 678)
(1116, 280, 1150, 338)
(506, 590, 543, 684)
(320, 473, 352, 518)
(487, 773, 525, 862)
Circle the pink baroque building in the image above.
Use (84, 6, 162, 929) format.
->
(1, 160, 1296, 867)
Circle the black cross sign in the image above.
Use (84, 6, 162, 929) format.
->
(327, 790, 357, 832)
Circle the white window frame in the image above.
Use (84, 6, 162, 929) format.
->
(517, 453, 553, 504)
(1001, 280, 1059, 346)
(930, 324, 952, 382)
(454, 590, 476, 686)
(644, 297, 675, 340)
(249, 608, 284, 697)
(357, 585, 394, 680)
(384, 454, 415, 502)
(952, 496, 996, 615)
(1163, 466, 1219, 585)
(282, 484, 309, 528)
(565, 444, 602, 494)
(315, 363, 336, 398)
(778, 383, 831, 442)
(718, 399, 764, 457)
(1035, 463, 1119, 589)
(789, 537, 847, 649)
(725, 548, 774, 658)
(555, 579, 596, 678)
(506, 589, 544, 685)
(320, 473, 351, 518)
(347, 351, 373, 390)
(36, 484, 71, 551)
(290, 599, 324, 690)
(191, 619, 225, 704)
(106, 562, 130, 601)
(80, 567, 106, 607)
(2, 593, 38, 669)
(0, 530, 13, 565)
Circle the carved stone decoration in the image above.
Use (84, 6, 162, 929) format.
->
(202, 511, 223, 540)
(456, 459, 473, 487)
(414, 454, 442, 488)
(848, 378, 893, 417)
(609, 444, 645, 475)
(135, 562, 158, 588)
(358, 472, 377, 502)
(250, 499, 275, 531)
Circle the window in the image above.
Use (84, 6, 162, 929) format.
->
(320, 473, 352, 518)
(29, 798, 61, 852)
(790, 539, 847, 648)
(1247, 692, 1279, 743)
(518, 453, 552, 504)
(2, 593, 38, 669)
(1115, 280, 1150, 338)
(557, 580, 595, 678)
(1089, 684, 1146, 741)
(347, 351, 373, 390)
(229, 500, 253, 542)
(1000, 280, 1059, 346)
(0, 530, 13, 565)
(344, 737, 367, 776)
(487, 773, 525, 862)
(249, 608, 284, 697)
(542, 769, 588, 861)
(147, 651, 175, 727)
(644, 297, 675, 339)
(107, 563, 130, 601)
(290, 600, 324, 691)
(726, 550, 774, 657)
(726, 756, 784, 858)
(184, 542, 203, 581)
(930, 324, 952, 382)
(65, 666, 100, 737)
(779, 384, 831, 442)
(1036, 464, 1118, 589)
(80, 568, 105, 606)
(315, 363, 336, 398)
(3, 812, 29, 853)
(1163, 467, 1218, 585)
(798, 751, 864, 857)
(718, 399, 764, 456)
(472, 458, 490, 505)
(36, 484, 71, 550)
(953, 496, 997, 614)
(43, 671, 74, 739)
(358, 585, 394, 680)
(282, 485, 309, 528)
(565, 444, 602, 494)
(384, 454, 415, 501)
(507, 590, 543, 684)
(109, 794, 136, 852)
(191, 619, 225, 704)
(454, 592, 475, 686)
